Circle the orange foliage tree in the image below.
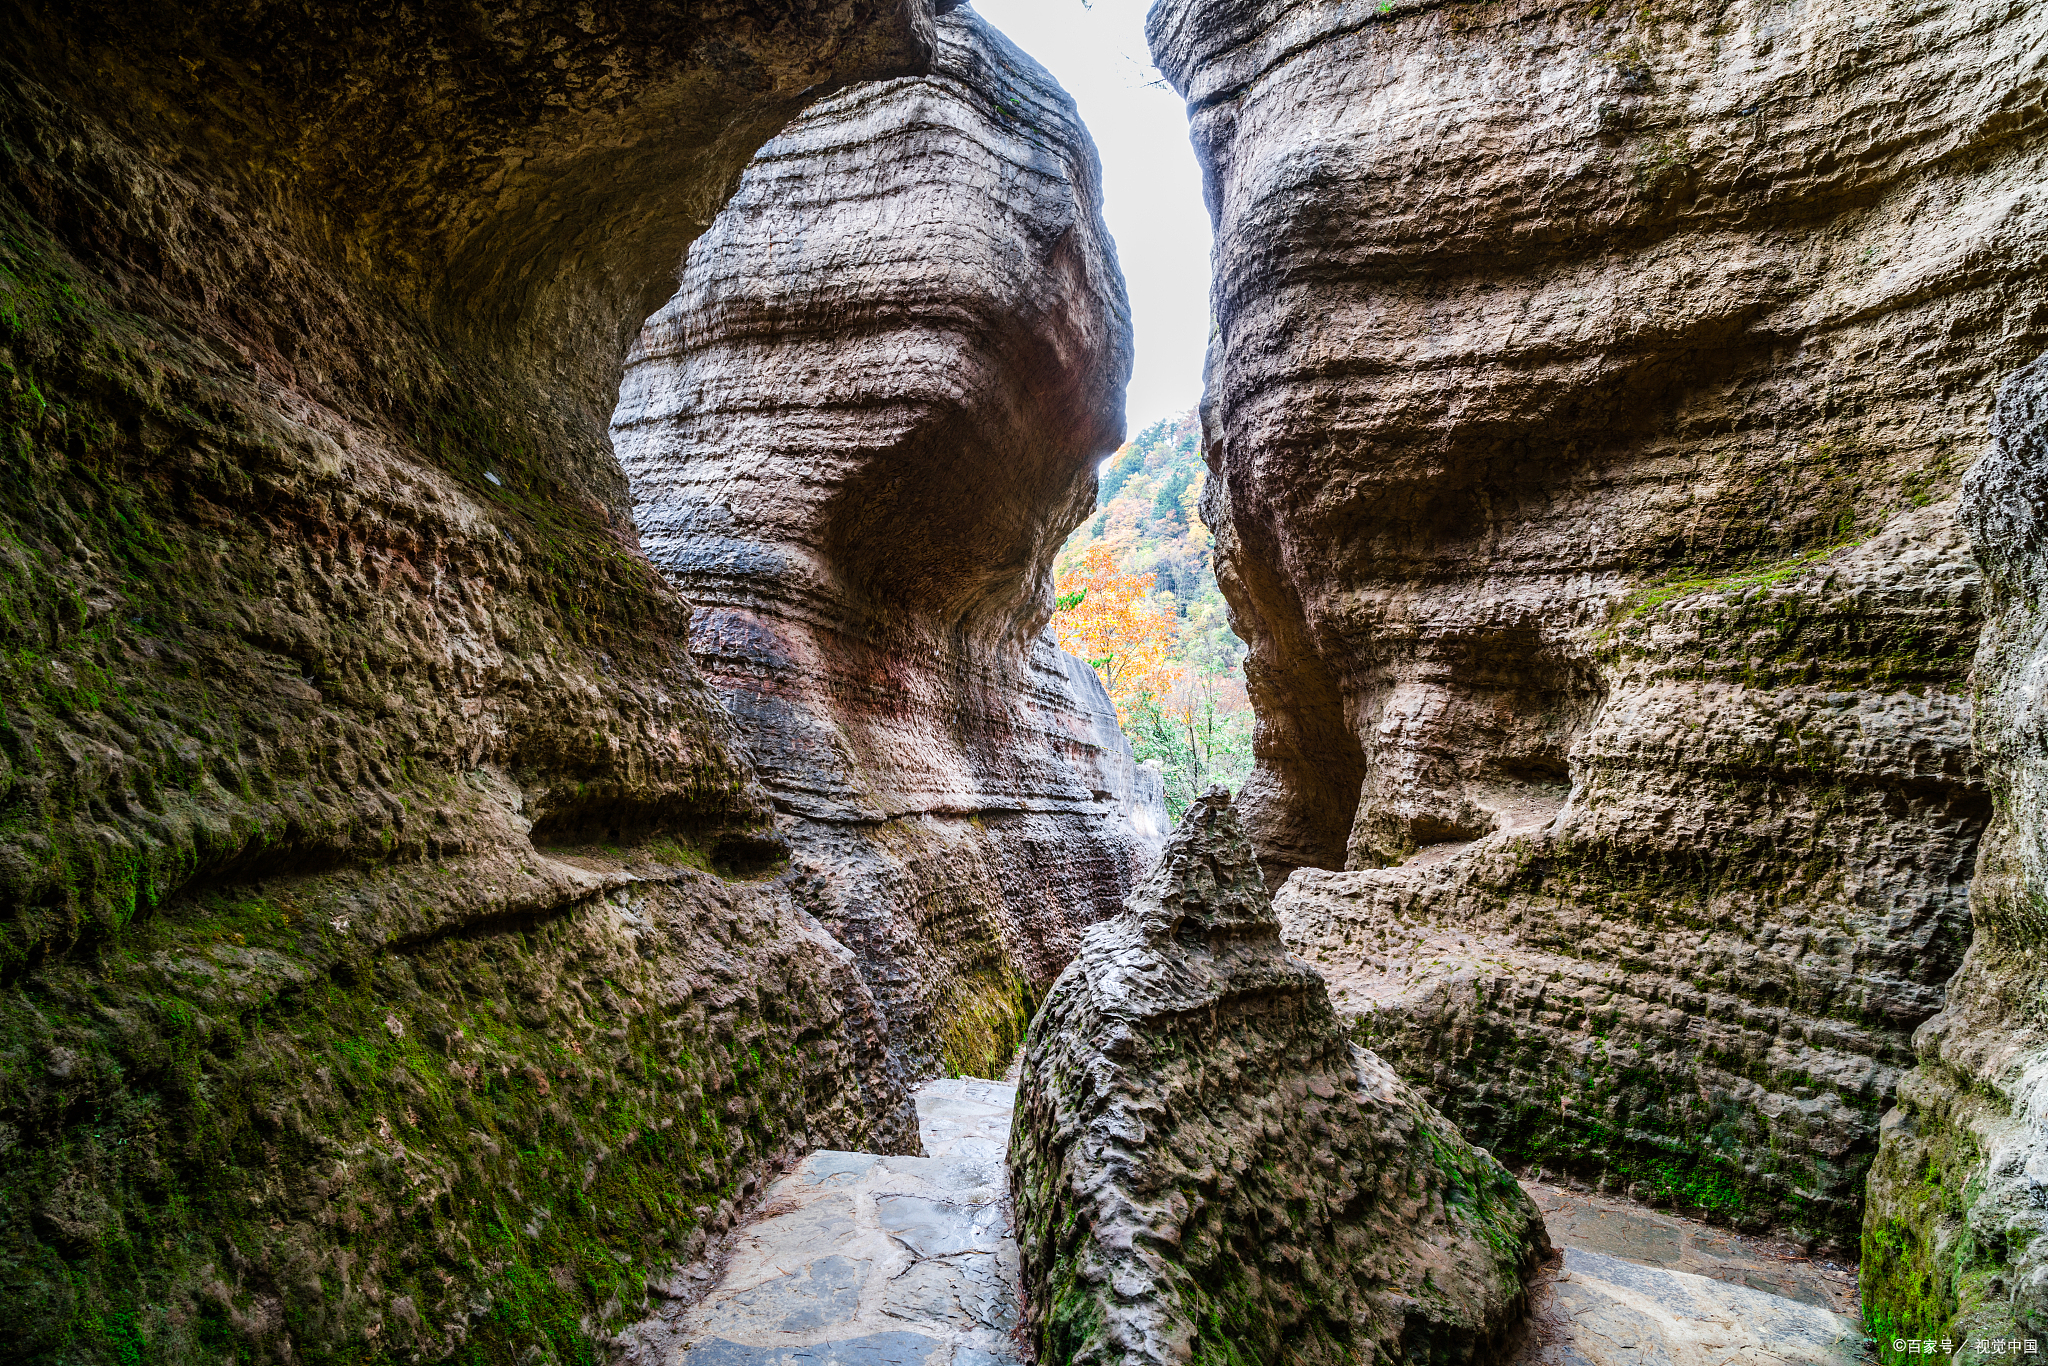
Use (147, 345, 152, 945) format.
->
(1052, 540, 1178, 721)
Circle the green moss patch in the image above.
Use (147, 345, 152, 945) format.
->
(939, 965, 1035, 1081)
(0, 868, 842, 1365)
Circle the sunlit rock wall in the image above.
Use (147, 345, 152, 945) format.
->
(0, 1, 942, 1360)
(1150, 0, 2048, 1244)
(614, 7, 1157, 1081)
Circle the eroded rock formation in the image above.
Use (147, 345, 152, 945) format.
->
(614, 6, 1158, 1081)
(0, 1, 949, 1360)
(1150, 0, 2048, 1242)
(1010, 788, 1547, 1366)
(1864, 354, 2048, 1345)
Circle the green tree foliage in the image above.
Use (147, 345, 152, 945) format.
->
(1054, 410, 1254, 819)
(1126, 675, 1254, 819)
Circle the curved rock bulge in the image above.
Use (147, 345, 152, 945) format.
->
(4, 0, 946, 449)
(615, 7, 1160, 1081)
(0, 2, 949, 1361)
(1150, 0, 2048, 1241)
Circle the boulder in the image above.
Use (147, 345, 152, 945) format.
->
(1010, 788, 1547, 1365)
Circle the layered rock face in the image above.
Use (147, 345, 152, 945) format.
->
(0, 2, 948, 1361)
(1150, 0, 2048, 1242)
(1010, 788, 1547, 1365)
(614, 7, 1158, 1082)
(1864, 355, 2048, 1346)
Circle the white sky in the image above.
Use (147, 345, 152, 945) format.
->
(967, 0, 1211, 436)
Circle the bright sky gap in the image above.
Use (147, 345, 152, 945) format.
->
(969, 0, 1211, 436)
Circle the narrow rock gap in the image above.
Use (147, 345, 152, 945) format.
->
(2, 0, 2042, 1361)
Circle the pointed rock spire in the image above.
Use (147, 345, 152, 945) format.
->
(1010, 790, 1549, 1365)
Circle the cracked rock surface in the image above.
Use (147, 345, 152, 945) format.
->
(623, 1077, 1027, 1366)
(1009, 788, 1547, 1365)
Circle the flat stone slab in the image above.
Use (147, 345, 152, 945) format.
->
(1525, 1180, 1860, 1313)
(1514, 1247, 1871, 1366)
(656, 1079, 1025, 1366)
(670, 1331, 956, 1365)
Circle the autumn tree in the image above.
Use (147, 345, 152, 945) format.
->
(1053, 410, 1258, 814)
(1052, 540, 1177, 720)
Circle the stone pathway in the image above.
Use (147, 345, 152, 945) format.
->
(1524, 1180, 1860, 1314)
(653, 1079, 1025, 1366)
(1515, 1247, 1871, 1366)
(1513, 1181, 1871, 1366)
(639, 1081, 1871, 1366)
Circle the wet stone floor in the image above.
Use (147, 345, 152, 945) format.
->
(629, 1080, 1871, 1366)
(645, 1079, 1024, 1366)
(1523, 1181, 1861, 1314)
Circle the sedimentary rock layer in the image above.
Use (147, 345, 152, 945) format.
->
(1865, 354, 2048, 1347)
(1150, 0, 2048, 1241)
(614, 7, 1157, 1080)
(1010, 789, 1547, 1366)
(0, 2, 940, 1360)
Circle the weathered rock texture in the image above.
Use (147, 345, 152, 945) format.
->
(1863, 354, 2048, 1350)
(1150, 0, 2048, 1243)
(1010, 789, 1547, 1366)
(613, 7, 1156, 1083)
(0, 2, 950, 1361)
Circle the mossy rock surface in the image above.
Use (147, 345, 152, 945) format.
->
(0, 849, 915, 1364)
(0, 1, 942, 1359)
(1860, 353, 2048, 1364)
(1010, 791, 1547, 1366)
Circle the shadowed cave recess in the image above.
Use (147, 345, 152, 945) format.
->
(0, 0, 2044, 1363)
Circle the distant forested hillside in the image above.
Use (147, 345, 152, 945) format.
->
(1052, 411, 1253, 818)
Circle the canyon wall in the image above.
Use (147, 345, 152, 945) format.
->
(614, 6, 1159, 1083)
(1150, 0, 2048, 1246)
(1864, 354, 2048, 1348)
(1011, 788, 1547, 1366)
(0, 2, 952, 1362)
